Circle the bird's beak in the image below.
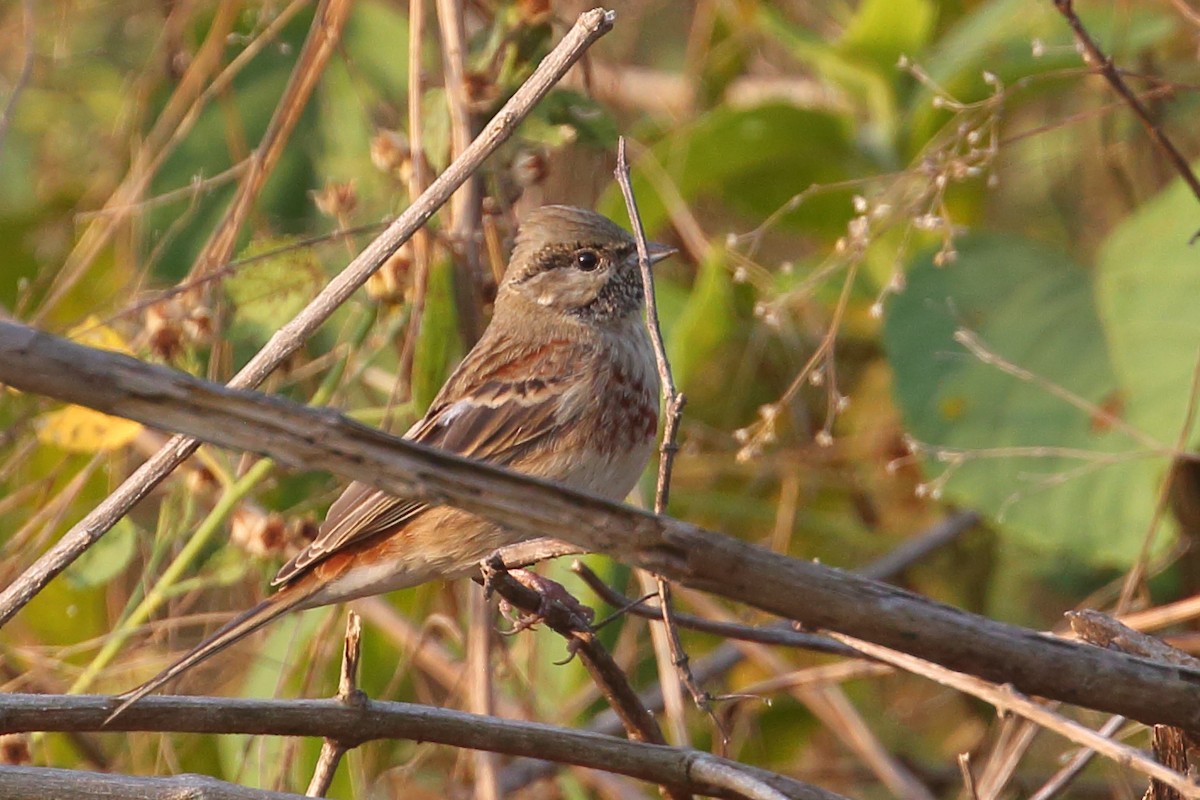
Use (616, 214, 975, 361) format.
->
(644, 241, 678, 266)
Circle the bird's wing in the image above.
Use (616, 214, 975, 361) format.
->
(272, 335, 590, 586)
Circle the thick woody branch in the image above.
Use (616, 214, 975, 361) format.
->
(0, 6, 617, 632)
(0, 765, 311, 800)
(0, 694, 841, 800)
(2, 322, 1200, 732)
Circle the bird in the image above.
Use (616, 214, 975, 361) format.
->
(110, 204, 675, 719)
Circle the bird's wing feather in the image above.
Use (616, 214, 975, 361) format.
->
(272, 335, 589, 586)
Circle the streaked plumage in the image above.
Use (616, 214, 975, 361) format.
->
(110, 205, 672, 719)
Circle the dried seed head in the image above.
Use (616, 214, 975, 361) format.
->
(370, 129, 411, 177)
(312, 181, 358, 219)
(366, 242, 415, 304)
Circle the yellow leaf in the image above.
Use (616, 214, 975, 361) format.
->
(34, 317, 143, 453)
(37, 407, 143, 453)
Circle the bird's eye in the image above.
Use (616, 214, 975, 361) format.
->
(575, 250, 600, 272)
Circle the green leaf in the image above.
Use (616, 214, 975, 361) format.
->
(598, 104, 859, 240)
(666, 247, 735, 393)
(225, 236, 324, 345)
(219, 606, 333, 788)
(837, 0, 937, 73)
(883, 234, 1165, 565)
(412, 257, 463, 411)
(517, 89, 618, 151)
(1096, 163, 1200, 447)
(65, 518, 138, 590)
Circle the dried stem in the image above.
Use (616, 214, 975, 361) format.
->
(614, 137, 712, 735)
(0, 7, 618, 632)
(1053, 0, 1200, 238)
(0, 0, 35, 158)
(830, 633, 1200, 798)
(436, 0, 486, 344)
(573, 562, 858, 655)
(397, 0, 432, 395)
(304, 612, 363, 796)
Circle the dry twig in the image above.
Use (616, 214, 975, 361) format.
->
(304, 612, 363, 797)
(1052, 0, 1200, 238)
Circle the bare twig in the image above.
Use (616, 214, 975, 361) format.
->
(396, 0, 433, 396)
(435, 0, 485, 344)
(1052, 0, 1200, 238)
(467, 589, 499, 800)
(615, 137, 711, 737)
(1027, 715, 1127, 800)
(6, 324, 1200, 730)
(830, 633, 1200, 799)
(573, 562, 858, 655)
(0, 0, 35, 157)
(0, 7, 618, 632)
(499, 514, 976, 794)
(304, 612, 363, 797)
(189, 0, 354, 284)
(478, 559, 693, 800)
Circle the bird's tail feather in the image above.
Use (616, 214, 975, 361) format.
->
(106, 583, 319, 725)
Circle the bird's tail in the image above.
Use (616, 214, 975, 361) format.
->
(106, 583, 320, 725)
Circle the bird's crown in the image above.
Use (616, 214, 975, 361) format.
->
(498, 205, 668, 324)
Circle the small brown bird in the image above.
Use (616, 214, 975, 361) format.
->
(112, 205, 673, 717)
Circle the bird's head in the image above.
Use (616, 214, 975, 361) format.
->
(497, 205, 674, 324)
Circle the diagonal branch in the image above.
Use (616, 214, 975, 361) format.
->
(2, 321, 1200, 732)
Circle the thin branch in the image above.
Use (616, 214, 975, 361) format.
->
(0, 0, 35, 157)
(396, 0, 432, 397)
(0, 6, 618, 632)
(5, 324, 1200, 731)
(829, 633, 1200, 799)
(435, 0, 485, 344)
(187, 0, 354, 283)
(615, 137, 710, 733)
(478, 558, 691, 800)
(1053, 0, 1200, 237)
(0, 694, 843, 800)
(304, 612, 363, 797)
(1026, 715, 1128, 800)
(573, 562, 859, 656)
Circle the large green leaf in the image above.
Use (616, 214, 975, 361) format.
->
(837, 0, 937, 75)
(884, 234, 1165, 565)
(1096, 166, 1200, 446)
(598, 104, 859, 239)
(665, 246, 735, 394)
